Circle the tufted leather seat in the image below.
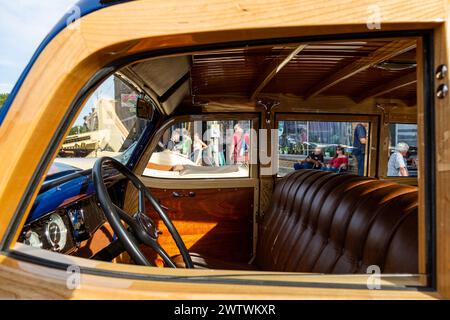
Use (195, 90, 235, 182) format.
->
(173, 170, 418, 273)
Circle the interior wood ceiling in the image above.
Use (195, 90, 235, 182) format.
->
(190, 39, 417, 104)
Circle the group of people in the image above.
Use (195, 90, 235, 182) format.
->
(293, 121, 411, 177)
(165, 128, 211, 165)
(293, 122, 368, 174)
(294, 145, 349, 173)
(164, 123, 250, 166)
(166, 128, 193, 157)
(164, 121, 411, 176)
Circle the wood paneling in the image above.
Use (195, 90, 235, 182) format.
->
(305, 40, 416, 98)
(434, 20, 450, 299)
(414, 39, 425, 276)
(73, 223, 114, 259)
(259, 177, 275, 220)
(190, 40, 418, 103)
(249, 44, 307, 99)
(356, 72, 417, 102)
(144, 187, 254, 265)
(0, 249, 439, 299)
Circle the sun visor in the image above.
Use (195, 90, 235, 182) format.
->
(160, 79, 190, 115)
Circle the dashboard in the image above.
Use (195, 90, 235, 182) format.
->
(19, 196, 106, 254)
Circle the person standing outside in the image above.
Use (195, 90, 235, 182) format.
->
(387, 142, 409, 177)
(193, 132, 208, 165)
(231, 123, 249, 164)
(353, 122, 368, 176)
(167, 129, 181, 151)
(180, 128, 192, 157)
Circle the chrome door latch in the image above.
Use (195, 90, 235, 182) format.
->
(437, 84, 449, 99)
(436, 64, 448, 80)
(436, 64, 448, 99)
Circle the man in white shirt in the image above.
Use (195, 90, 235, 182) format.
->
(387, 142, 409, 177)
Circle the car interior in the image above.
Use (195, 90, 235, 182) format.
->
(17, 36, 425, 278)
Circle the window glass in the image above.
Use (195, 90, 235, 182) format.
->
(387, 123, 418, 177)
(278, 120, 369, 177)
(47, 75, 151, 180)
(144, 120, 252, 178)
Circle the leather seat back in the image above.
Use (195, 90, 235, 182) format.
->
(256, 170, 418, 273)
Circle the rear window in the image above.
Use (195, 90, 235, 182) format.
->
(278, 120, 370, 177)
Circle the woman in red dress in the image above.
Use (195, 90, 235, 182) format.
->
(231, 124, 250, 164)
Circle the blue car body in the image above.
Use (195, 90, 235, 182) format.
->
(27, 175, 94, 224)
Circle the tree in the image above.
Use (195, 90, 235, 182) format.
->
(0, 93, 9, 108)
(69, 125, 88, 135)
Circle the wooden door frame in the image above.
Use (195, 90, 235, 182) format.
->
(0, 0, 447, 298)
(127, 113, 262, 257)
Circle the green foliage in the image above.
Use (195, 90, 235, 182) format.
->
(0, 93, 9, 108)
(69, 125, 88, 135)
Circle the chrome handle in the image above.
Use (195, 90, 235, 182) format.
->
(172, 191, 196, 198)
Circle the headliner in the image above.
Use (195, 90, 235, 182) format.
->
(123, 38, 417, 115)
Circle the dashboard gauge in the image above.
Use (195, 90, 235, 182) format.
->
(45, 214, 67, 251)
(24, 231, 42, 248)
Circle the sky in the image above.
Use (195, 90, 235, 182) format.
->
(0, 0, 79, 93)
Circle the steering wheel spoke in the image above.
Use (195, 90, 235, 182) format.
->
(153, 243, 177, 268)
(113, 204, 135, 226)
(140, 236, 176, 268)
(138, 187, 146, 214)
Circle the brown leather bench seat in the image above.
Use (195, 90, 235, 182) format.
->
(173, 170, 418, 273)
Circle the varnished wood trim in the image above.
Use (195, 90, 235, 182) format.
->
(3, 245, 434, 299)
(378, 177, 418, 186)
(264, 94, 415, 114)
(250, 44, 307, 100)
(433, 21, 450, 299)
(141, 176, 258, 189)
(415, 38, 427, 278)
(306, 39, 417, 98)
(357, 72, 417, 102)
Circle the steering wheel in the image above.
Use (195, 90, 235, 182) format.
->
(92, 157, 194, 268)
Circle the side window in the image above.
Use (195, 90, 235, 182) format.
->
(278, 120, 370, 177)
(387, 123, 418, 177)
(143, 120, 252, 179)
(47, 75, 151, 180)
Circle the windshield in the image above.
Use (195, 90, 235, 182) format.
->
(50, 74, 152, 175)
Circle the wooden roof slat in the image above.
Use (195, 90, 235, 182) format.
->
(249, 44, 307, 100)
(304, 39, 416, 99)
(356, 71, 417, 102)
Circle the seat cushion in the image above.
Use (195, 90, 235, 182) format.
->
(256, 170, 418, 274)
(174, 170, 418, 273)
(172, 252, 257, 270)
